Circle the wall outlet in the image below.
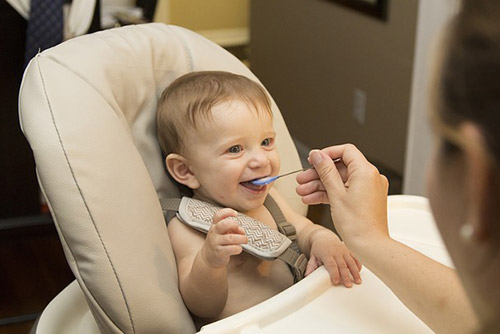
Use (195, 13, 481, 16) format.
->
(353, 89, 367, 125)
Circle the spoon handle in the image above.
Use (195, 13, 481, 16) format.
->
(275, 168, 307, 179)
(277, 158, 342, 179)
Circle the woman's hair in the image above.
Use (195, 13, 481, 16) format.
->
(156, 71, 272, 155)
(438, 0, 500, 163)
(438, 1, 500, 332)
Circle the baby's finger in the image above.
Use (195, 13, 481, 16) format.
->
(322, 258, 341, 285)
(213, 217, 242, 235)
(220, 233, 248, 246)
(337, 260, 353, 288)
(224, 220, 246, 236)
(354, 255, 363, 271)
(345, 255, 362, 285)
(305, 254, 319, 276)
(213, 208, 238, 224)
(216, 244, 244, 258)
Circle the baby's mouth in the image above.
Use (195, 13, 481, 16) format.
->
(240, 179, 266, 191)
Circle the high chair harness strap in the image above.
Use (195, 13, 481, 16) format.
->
(161, 196, 307, 282)
(262, 196, 307, 280)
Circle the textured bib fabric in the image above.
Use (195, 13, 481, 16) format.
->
(177, 197, 292, 260)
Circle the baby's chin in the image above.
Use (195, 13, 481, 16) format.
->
(219, 195, 268, 214)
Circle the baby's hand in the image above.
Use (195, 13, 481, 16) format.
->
(200, 208, 248, 268)
(306, 230, 362, 288)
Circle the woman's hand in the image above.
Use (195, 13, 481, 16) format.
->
(296, 144, 390, 249)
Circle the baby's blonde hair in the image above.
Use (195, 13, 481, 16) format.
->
(156, 71, 272, 155)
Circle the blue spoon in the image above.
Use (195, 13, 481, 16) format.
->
(250, 168, 306, 186)
(251, 158, 342, 186)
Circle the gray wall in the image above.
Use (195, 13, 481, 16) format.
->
(250, 0, 419, 174)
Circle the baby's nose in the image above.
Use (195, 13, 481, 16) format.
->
(248, 150, 269, 168)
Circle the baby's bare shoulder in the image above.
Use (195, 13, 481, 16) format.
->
(168, 217, 205, 257)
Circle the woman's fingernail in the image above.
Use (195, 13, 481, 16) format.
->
(310, 150, 323, 164)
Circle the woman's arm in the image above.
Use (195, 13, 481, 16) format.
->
(356, 234, 476, 334)
(296, 145, 478, 333)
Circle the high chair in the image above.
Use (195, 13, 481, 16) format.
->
(19, 23, 452, 334)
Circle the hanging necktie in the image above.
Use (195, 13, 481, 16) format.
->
(24, 0, 64, 67)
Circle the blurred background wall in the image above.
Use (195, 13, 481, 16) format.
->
(250, 0, 418, 184)
(159, 0, 249, 31)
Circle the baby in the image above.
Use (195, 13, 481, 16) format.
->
(156, 71, 361, 327)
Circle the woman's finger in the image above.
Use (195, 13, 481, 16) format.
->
(296, 179, 326, 197)
(335, 161, 348, 183)
(300, 191, 330, 205)
(296, 167, 320, 185)
(308, 150, 346, 199)
(321, 144, 369, 168)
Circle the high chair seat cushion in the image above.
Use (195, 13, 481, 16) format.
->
(19, 23, 305, 334)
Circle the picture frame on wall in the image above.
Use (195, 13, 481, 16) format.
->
(328, 0, 389, 21)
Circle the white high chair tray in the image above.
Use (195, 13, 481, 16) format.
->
(199, 195, 451, 334)
(37, 195, 450, 334)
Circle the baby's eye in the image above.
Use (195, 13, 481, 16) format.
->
(228, 145, 242, 154)
(261, 138, 273, 146)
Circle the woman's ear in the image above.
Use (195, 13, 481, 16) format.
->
(459, 122, 494, 241)
(165, 154, 200, 189)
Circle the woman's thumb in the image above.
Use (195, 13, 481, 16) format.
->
(309, 150, 343, 195)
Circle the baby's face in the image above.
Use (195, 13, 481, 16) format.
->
(184, 99, 280, 213)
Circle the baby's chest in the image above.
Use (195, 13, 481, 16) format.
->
(222, 253, 294, 320)
(229, 251, 293, 284)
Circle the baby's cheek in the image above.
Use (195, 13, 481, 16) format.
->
(271, 151, 281, 170)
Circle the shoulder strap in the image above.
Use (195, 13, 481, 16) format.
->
(264, 195, 306, 282)
(161, 197, 181, 210)
(264, 195, 297, 240)
(161, 198, 182, 222)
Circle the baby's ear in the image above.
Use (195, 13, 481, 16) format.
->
(165, 154, 200, 189)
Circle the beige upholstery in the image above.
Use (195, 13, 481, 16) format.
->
(19, 23, 305, 334)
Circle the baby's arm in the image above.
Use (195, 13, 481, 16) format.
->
(268, 188, 362, 287)
(168, 208, 247, 318)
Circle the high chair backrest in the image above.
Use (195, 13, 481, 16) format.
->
(19, 23, 306, 334)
